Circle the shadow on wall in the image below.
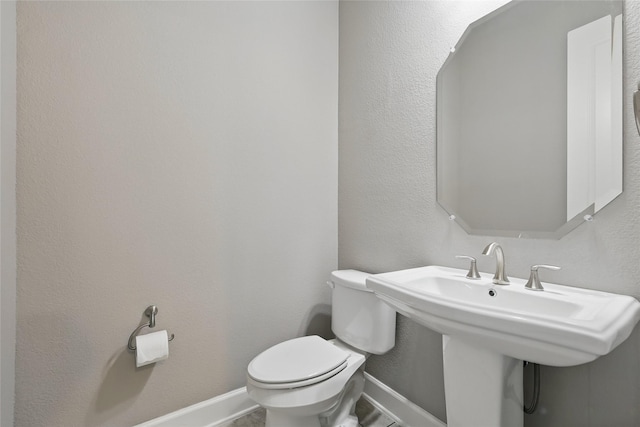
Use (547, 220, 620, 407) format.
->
(85, 348, 153, 426)
(300, 304, 333, 339)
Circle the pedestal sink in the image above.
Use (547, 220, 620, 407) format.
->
(366, 266, 640, 427)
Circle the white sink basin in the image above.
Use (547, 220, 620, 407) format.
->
(366, 265, 640, 367)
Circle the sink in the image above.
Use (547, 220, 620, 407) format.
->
(366, 265, 640, 367)
(366, 265, 640, 427)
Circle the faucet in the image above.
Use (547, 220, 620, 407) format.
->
(524, 264, 561, 291)
(482, 242, 510, 285)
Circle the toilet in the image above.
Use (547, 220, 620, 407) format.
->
(246, 270, 397, 427)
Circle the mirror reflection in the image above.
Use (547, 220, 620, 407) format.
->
(437, 0, 623, 239)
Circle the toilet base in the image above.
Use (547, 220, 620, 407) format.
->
(322, 369, 364, 427)
(264, 412, 358, 427)
(260, 368, 365, 427)
(265, 410, 321, 427)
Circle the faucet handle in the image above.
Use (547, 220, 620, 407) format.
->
(525, 265, 561, 291)
(456, 255, 481, 280)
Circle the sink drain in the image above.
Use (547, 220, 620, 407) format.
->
(488, 288, 497, 297)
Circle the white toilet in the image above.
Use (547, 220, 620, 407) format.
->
(246, 270, 396, 427)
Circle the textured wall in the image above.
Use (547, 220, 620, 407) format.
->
(16, 2, 338, 426)
(1, 2, 17, 427)
(339, 1, 640, 426)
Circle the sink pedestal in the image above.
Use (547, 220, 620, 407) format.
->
(443, 336, 523, 427)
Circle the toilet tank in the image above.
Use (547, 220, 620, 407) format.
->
(328, 270, 396, 355)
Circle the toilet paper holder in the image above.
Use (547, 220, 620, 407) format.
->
(127, 305, 175, 351)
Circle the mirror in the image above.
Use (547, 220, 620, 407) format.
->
(437, 0, 623, 239)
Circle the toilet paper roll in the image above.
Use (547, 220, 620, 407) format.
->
(136, 330, 169, 368)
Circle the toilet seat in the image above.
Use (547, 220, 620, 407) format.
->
(248, 336, 349, 389)
(247, 339, 367, 416)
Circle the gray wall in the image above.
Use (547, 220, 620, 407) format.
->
(16, 2, 337, 426)
(339, 1, 640, 426)
(1, 2, 16, 427)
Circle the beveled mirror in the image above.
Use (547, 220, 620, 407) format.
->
(437, 0, 623, 239)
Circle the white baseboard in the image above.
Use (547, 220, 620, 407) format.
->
(363, 372, 446, 427)
(135, 374, 445, 427)
(133, 387, 259, 427)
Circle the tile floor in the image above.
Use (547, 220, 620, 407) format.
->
(221, 397, 399, 427)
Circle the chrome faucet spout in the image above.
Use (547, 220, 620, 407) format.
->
(482, 242, 510, 285)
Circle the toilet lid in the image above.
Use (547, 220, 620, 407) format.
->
(248, 336, 349, 384)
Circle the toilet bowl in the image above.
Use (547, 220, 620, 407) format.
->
(246, 270, 397, 427)
(247, 336, 365, 427)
